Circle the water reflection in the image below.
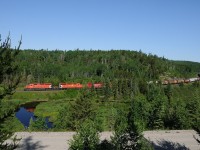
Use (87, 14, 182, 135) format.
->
(15, 107, 34, 128)
(15, 102, 53, 129)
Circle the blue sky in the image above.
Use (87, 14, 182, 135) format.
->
(1, 0, 200, 62)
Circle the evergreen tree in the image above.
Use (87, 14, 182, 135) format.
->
(69, 119, 100, 150)
(147, 85, 166, 129)
(111, 103, 152, 150)
(55, 90, 97, 130)
(164, 84, 173, 105)
(0, 35, 21, 149)
(186, 90, 200, 128)
(69, 90, 97, 130)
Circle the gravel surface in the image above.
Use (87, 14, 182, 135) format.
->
(13, 132, 112, 150)
(9, 130, 200, 150)
(144, 130, 200, 150)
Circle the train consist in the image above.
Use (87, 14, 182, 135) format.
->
(24, 75, 200, 91)
(24, 82, 103, 91)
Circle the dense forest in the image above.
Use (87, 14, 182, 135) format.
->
(1, 48, 200, 149)
(16, 49, 200, 84)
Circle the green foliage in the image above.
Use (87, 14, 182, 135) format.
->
(147, 85, 167, 129)
(34, 99, 68, 122)
(0, 35, 21, 98)
(0, 34, 21, 149)
(54, 90, 98, 130)
(186, 89, 200, 129)
(10, 90, 78, 101)
(172, 61, 200, 78)
(16, 50, 174, 86)
(53, 104, 71, 130)
(131, 94, 150, 129)
(164, 84, 173, 104)
(111, 103, 152, 150)
(1, 114, 24, 132)
(29, 117, 48, 131)
(69, 120, 100, 150)
(163, 85, 200, 129)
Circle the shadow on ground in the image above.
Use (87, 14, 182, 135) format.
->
(16, 136, 47, 150)
(152, 140, 189, 150)
(97, 139, 114, 150)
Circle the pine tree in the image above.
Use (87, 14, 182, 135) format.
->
(55, 89, 97, 130)
(147, 84, 166, 129)
(68, 92, 101, 150)
(0, 35, 21, 149)
(111, 102, 152, 150)
(70, 90, 97, 130)
(69, 120, 100, 150)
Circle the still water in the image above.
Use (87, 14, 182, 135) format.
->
(15, 101, 53, 129)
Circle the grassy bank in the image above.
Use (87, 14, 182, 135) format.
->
(11, 89, 79, 101)
(2, 89, 80, 131)
(4, 89, 127, 131)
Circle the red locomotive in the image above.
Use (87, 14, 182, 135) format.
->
(24, 83, 52, 91)
(24, 82, 103, 91)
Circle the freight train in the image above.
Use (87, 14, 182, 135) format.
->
(24, 82, 103, 91)
(24, 76, 200, 91)
(161, 77, 200, 85)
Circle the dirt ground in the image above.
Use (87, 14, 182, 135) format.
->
(144, 130, 200, 150)
(8, 130, 200, 150)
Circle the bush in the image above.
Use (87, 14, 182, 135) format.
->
(29, 117, 48, 131)
(69, 120, 100, 150)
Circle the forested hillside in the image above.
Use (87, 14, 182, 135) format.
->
(16, 49, 199, 86)
(172, 60, 200, 78)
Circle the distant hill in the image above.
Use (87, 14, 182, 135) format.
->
(15, 49, 200, 85)
(171, 60, 200, 78)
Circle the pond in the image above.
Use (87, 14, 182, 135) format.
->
(15, 101, 53, 129)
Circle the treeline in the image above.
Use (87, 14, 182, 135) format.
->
(16, 49, 173, 85)
(16, 49, 200, 85)
(172, 60, 200, 78)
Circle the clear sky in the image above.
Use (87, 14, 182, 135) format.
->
(1, 0, 200, 62)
